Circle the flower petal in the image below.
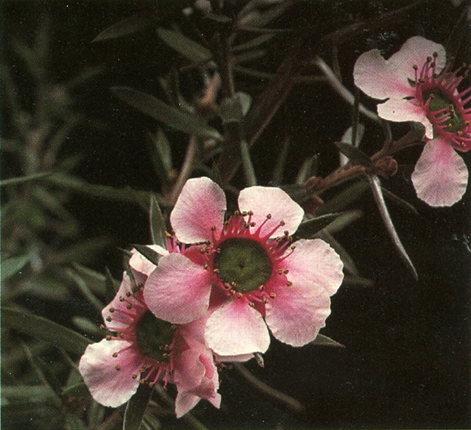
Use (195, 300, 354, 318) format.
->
(171, 177, 226, 243)
(354, 49, 413, 100)
(285, 239, 344, 296)
(205, 300, 270, 356)
(144, 253, 212, 324)
(130, 245, 168, 284)
(238, 186, 304, 238)
(175, 393, 201, 418)
(265, 283, 332, 347)
(377, 98, 434, 139)
(388, 36, 446, 81)
(102, 273, 141, 330)
(412, 138, 468, 207)
(78, 339, 140, 408)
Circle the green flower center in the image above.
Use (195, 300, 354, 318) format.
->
(426, 90, 464, 133)
(214, 238, 272, 293)
(136, 311, 175, 362)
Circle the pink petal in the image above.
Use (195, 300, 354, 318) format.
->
(102, 273, 139, 330)
(354, 49, 413, 100)
(173, 349, 206, 393)
(265, 283, 332, 347)
(130, 245, 168, 283)
(143, 253, 212, 324)
(170, 177, 226, 243)
(377, 98, 434, 139)
(285, 239, 344, 296)
(205, 300, 270, 356)
(78, 339, 140, 408)
(411, 138, 468, 207)
(238, 186, 304, 238)
(388, 36, 446, 81)
(175, 393, 201, 418)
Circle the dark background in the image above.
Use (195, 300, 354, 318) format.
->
(2, 0, 471, 428)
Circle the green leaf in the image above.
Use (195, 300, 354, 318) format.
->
(334, 142, 372, 168)
(146, 129, 173, 185)
(323, 210, 363, 235)
(311, 334, 344, 348)
(105, 267, 119, 304)
(67, 269, 104, 312)
(218, 97, 244, 124)
(381, 187, 419, 215)
(46, 173, 151, 204)
(0, 172, 52, 187)
(368, 175, 418, 280)
(50, 237, 111, 265)
(61, 383, 91, 399)
(123, 384, 154, 430)
(150, 195, 167, 248)
(71, 263, 107, 297)
(93, 10, 157, 42)
(133, 245, 161, 266)
(157, 28, 212, 64)
(112, 87, 223, 141)
(232, 33, 276, 53)
(316, 180, 369, 215)
(1, 255, 29, 280)
(65, 412, 88, 430)
(296, 213, 341, 238)
(2, 307, 92, 356)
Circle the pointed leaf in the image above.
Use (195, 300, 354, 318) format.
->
(105, 267, 119, 304)
(0, 172, 52, 187)
(157, 28, 212, 64)
(335, 142, 372, 168)
(381, 187, 419, 215)
(71, 263, 106, 297)
(233, 33, 275, 53)
(93, 10, 156, 42)
(146, 129, 173, 185)
(112, 87, 222, 141)
(296, 213, 341, 238)
(65, 412, 88, 430)
(2, 307, 92, 355)
(1, 255, 29, 280)
(123, 384, 154, 430)
(368, 175, 418, 280)
(324, 210, 363, 235)
(133, 245, 161, 266)
(150, 195, 167, 248)
(311, 334, 344, 348)
(316, 180, 369, 215)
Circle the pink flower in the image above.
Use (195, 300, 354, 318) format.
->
(354, 36, 471, 207)
(78, 272, 221, 418)
(143, 177, 344, 357)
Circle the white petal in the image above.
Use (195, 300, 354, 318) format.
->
(238, 186, 304, 238)
(377, 98, 434, 139)
(171, 177, 226, 243)
(412, 139, 468, 207)
(205, 300, 270, 356)
(354, 49, 413, 100)
(389, 36, 446, 81)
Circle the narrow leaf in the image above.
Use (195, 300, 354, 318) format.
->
(296, 213, 341, 238)
(323, 210, 363, 235)
(112, 87, 222, 141)
(368, 175, 418, 280)
(311, 334, 345, 348)
(157, 28, 212, 64)
(146, 130, 173, 186)
(2, 307, 92, 355)
(335, 142, 372, 168)
(150, 195, 167, 248)
(316, 180, 369, 215)
(0, 172, 52, 187)
(233, 33, 275, 53)
(61, 383, 91, 399)
(381, 187, 419, 215)
(123, 384, 154, 430)
(65, 412, 88, 430)
(105, 267, 119, 304)
(1, 255, 29, 280)
(133, 245, 161, 266)
(71, 263, 106, 297)
(93, 10, 156, 42)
